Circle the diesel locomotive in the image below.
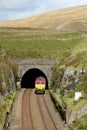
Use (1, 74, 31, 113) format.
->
(35, 76, 46, 94)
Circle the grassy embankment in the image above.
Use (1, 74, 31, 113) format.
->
(0, 51, 18, 130)
(0, 92, 16, 130)
(0, 59, 17, 130)
(0, 28, 84, 59)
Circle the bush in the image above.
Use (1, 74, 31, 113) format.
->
(60, 88, 64, 96)
(69, 114, 87, 130)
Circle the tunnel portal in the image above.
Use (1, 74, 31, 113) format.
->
(21, 68, 48, 89)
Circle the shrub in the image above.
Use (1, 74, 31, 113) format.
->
(60, 88, 64, 96)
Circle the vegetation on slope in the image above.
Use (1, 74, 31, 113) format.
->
(0, 29, 84, 59)
(50, 58, 87, 129)
(0, 92, 16, 130)
(0, 51, 18, 129)
(69, 114, 87, 130)
(0, 4, 87, 31)
(50, 33, 87, 129)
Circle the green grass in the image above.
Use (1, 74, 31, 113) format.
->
(0, 92, 16, 130)
(0, 29, 84, 59)
(69, 114, 87, 130)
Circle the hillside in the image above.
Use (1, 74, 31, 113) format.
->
(0, 4, 87, 31)
(0, 4, 87, 130)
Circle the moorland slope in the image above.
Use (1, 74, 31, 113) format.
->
(0, 4, 87, 31)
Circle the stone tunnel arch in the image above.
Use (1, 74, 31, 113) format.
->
(21, 68, 48, 89)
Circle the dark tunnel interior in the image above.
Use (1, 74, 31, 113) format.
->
(21, 68, 48, 89)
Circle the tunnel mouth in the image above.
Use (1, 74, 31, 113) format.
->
(21, 68, 48, 89)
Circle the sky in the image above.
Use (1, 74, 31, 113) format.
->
(0, 0, 87, 22)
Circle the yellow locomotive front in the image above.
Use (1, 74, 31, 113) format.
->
(35, 76, 46, 94)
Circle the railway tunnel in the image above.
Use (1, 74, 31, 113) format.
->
(21, 68, 48, 89)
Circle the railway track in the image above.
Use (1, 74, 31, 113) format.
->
(37, 94, 58, 130)
(21, 89, 33, 130)
(21, 89, 65, 130)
